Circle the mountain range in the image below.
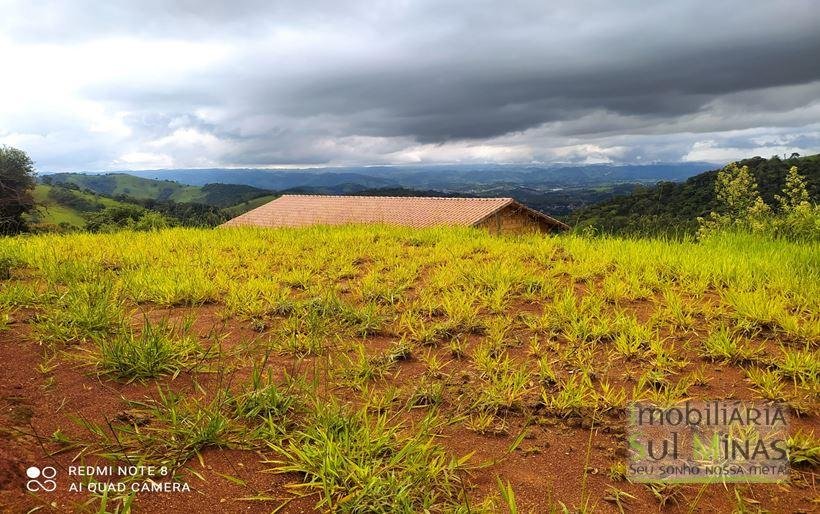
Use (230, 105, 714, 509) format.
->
(34, 156, 818, 236)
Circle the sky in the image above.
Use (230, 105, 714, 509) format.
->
(1, 0, 820, 172)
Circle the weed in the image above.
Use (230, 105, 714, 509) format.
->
(0, 256, 18, 280)
(465, 411, 507, 435)
(731, 489, 766, 514)
(35, 280, 124, 344)
(0, 309, 10, 332)
(385, 339, 413, 362)
(536, 356, 558, 385)
(602, 486, 636, 514)
(598, 381, 627, 411)
(421, 351, 450, 379)
(365, 386, 399, 414)
(786, 430, 819, 467)
(341, 344, 394, 388)
(636, 375, 693, 408)
(77, 388, 243, 470)
(776, 348, 819, 384)
(275, 332, 327, 357)
(496, 478, 521, 514)
(744, 367, 786, 401)
(473, 356, 531, 412)
(448, 338, 467, 359)
(724, 288, 787, 333)
(409, 381, 445, 407)
(646, 483, 684, 507)
(232, 363, 300, 421)
(607, 461, 628, 481)
(93, 317, 205, 381)
(269, 403, 469, 512)
(545, 375, 598, 417)
(688, 364, 711, 386)
(0, 282, 44, 308)
(611, 316, 653, 359)
(654, 288, 697, 331)
(702, 326, 763, 364)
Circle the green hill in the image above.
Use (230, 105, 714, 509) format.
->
(569, 154, 820, 235)
(27, 180, 268, 232)
(25, 184, 134, 231)
(42, 173, 274, 207)
(45, 172, 194, 201)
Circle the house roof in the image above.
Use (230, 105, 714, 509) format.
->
(221, 194, 568, 229)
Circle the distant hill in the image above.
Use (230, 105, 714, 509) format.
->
(39, 162, 719, 224)
(569, 155, 820, 235)
(42, 173, 274, 207)
(125, 169, 400, 191)
(118, 162, 712, 191)
(322, 185, 636, 217)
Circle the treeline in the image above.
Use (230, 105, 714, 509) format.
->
(569, 154, 820, 236)
(121, 197, 228, 227)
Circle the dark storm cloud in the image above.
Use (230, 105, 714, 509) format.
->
(2, 0, 819, 169)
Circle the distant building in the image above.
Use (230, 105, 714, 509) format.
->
(222, 195, 568, 234)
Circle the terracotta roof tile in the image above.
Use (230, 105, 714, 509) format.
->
(222, 195, 521, 228)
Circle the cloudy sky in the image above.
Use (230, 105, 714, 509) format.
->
(2, 0, 820, 171)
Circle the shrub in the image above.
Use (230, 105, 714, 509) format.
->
(133, 211, 173, 231)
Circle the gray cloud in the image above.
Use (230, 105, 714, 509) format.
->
(1, 0, 819, 170)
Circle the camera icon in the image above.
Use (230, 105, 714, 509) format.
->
(25, 466, 57, 492)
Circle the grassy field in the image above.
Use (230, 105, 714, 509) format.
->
(0, 226, 817, 512)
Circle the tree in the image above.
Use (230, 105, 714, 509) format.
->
(773, 166, 819, 240)
(0, 146, 37, 234)
(83, 205, 145, 232)
(697, 163, 770, 238)
(133, 211, 172, 231)
(699, 163, 819, 241)
(775, 166, 810, 212)
(714, 163, 766, 220)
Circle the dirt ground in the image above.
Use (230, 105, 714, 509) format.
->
(1, 302, 817, 513)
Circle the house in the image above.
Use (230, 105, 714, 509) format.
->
(221, 195, 569, 234)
